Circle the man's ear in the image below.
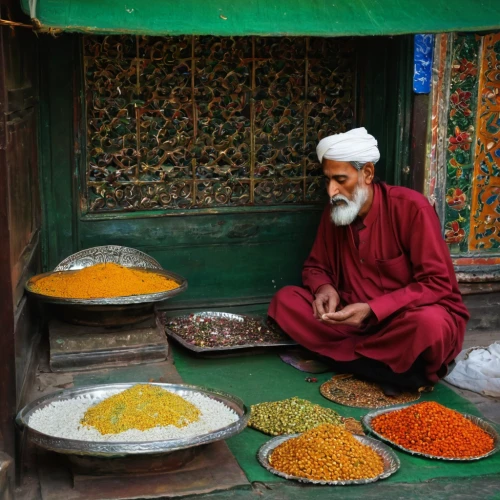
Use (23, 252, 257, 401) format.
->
(362, 162, 375, 184)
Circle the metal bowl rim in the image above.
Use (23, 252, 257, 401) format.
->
(362, 403, 500, 461)
(16, 382, 249, 455)
(257, 432, 400, 485)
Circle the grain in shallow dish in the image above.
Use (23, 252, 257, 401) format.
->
(28, 385, 239, 442)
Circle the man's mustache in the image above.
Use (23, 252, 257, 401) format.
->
(330, 195, 350, 207)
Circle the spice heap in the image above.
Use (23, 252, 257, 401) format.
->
(29, 388, 238, 442)
(30, 263, 179, 299)
(371, 401, 495, 458)
(249, 397, 346, 436)
(167, 314, 290, 349)
(269, 424, 384, 481)
(81, 385, 201, 434)
(320, 374, 420, 408)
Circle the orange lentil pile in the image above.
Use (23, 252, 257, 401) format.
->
(371, 401, 495, 458)
(269, 424, 384, 481)
(30, 263, 179, 299)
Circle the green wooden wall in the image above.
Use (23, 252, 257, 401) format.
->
(38, 34, 412, 311)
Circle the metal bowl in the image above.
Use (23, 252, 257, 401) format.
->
(258, 433, 400, 485)
(16, 383, 249, 457)
(26, 267, 187, 306)
(25, 245, 188, 326)
(362, 403, 500, 461)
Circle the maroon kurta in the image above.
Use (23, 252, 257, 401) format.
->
(269, 182, 469, 382)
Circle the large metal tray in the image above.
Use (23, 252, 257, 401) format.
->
(258, 433, 400, 485)
(25, 246, 188, 326)
(16, 383, 249, 457)
(165, 312, 297, 353)
(26, 267, 187, 306)
(362, 404, 500, 461)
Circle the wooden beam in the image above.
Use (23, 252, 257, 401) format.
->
(0, 20, 17, 462)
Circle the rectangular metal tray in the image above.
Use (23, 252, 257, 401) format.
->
(165, 312, 297, 354)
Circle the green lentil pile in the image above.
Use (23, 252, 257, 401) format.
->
(249, 397, 344, 436)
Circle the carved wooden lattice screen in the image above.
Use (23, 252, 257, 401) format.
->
(83, 35, 355, 212)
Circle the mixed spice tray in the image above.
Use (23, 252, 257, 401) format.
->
(165, 312, 297, 353)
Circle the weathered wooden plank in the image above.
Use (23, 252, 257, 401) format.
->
(410, 93, 430, 193)
(0, 19, 21, 467)
(6, 113, 40, 300)
(14, 299, 41, 411)
(0, 0, 42, 469)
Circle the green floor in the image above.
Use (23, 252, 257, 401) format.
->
(173, 345, 500, 485)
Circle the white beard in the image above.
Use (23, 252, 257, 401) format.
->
(330, 184, 369, 226)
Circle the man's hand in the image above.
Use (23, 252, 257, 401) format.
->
(321, 303, 373, 327)
(313, 284, 340, 319)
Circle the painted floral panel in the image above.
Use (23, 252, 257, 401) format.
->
(444, 34, 480, 253)
(469, 33, 500, 251)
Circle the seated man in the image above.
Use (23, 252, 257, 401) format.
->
(269, 127, 469, 393)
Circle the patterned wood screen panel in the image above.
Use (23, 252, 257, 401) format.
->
(444, 32, 500, 254)
(83, 35, 355, 212)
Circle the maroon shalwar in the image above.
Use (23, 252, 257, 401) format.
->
(268, 183, 469, 383)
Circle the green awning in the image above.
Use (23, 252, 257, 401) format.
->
(21, 0, 500, 37)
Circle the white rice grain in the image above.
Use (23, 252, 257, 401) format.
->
(28, 390, 239, 442)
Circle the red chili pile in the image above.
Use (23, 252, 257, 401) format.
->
(371, 401, 495, 458)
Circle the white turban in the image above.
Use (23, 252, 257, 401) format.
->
(316, 127, 380, 166)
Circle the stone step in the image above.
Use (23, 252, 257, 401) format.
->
(460, 283, 500, 331)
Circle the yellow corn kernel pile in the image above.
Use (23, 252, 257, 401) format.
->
(81, 385, 201, 435)
(269, 423, 384, 481)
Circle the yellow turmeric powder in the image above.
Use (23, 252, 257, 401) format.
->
(81, 384, 200, 434)
(30, 263, 179, 299)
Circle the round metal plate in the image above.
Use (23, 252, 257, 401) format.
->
(16, 383, 249, 457)
(320, 375, 420, 409)
(258, 433, 400, 485)
(362, 403, 500, 461)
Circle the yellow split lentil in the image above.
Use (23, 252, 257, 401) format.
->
(30, 263, 179, 299)
(81, 385, 201, 435)
(269, 424, 384, 481)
